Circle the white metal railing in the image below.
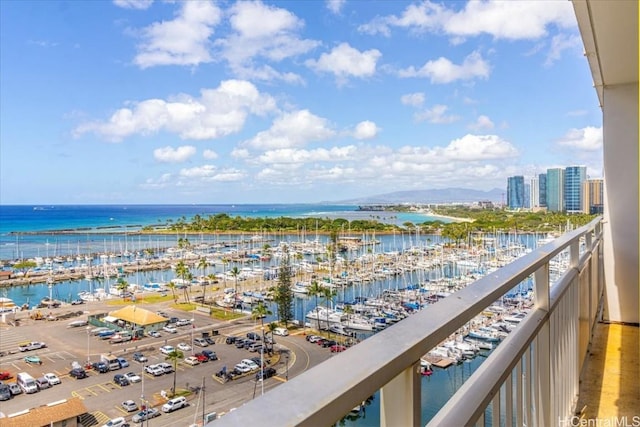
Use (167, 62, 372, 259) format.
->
(212, 218, 603, 427)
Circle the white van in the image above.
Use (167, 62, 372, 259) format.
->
(162, 396, 187, 412)
(16, 372, 38, 394)
(273, 327, 289, 336)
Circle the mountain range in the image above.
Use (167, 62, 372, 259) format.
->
(336, 188, 506, 204)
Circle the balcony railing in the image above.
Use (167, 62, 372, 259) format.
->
(214, 217, 604, 427)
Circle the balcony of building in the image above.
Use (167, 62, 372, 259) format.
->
(212, 1, 638, 426)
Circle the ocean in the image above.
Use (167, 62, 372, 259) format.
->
(0, 204, 442, 261)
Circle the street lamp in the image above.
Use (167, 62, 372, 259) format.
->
(86, 326, 91, 366)
(285, 352, 289, 381)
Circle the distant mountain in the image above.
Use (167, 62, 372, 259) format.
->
(337, 188, 505, 204)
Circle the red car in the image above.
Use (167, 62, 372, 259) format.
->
(330, 345, 347, 353)
(194, 353, 209, 363)
(0, 371, 12, 380)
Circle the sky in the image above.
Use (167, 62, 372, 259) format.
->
(0, 0, 603, 205)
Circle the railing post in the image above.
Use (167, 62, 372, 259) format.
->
(380, 363, 421, 427)
(534, 263, 551, 427)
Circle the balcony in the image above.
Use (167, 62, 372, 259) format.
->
(213, 1, 638, 425)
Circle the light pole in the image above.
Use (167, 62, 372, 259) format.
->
(86, 326, 91, 366)
(285, 352, 289, 381)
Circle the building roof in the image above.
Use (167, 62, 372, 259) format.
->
(109, 305, 168, 326)
(0, 397, 87, 427)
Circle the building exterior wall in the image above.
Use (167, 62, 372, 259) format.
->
(538, 173, 547, 207)
(582, 178, 604, 214)
(546, 168, 564, 212)
(529, 177, 539, 208)
(564, 166, 587, 213)
(507, 176, 525, 209)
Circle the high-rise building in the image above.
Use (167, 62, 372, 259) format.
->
(524, 183, 531, 208)
(565, 166, 587, 213)
(529, 177, 539, 208)
(583, 178, 604, 214)
(538, 173, 547, 207)
(546, 168, 565, 212)
(507, 176, 525, 209)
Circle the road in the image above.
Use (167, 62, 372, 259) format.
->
(0, 300, 335, 425)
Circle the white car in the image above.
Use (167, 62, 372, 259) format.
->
(159, 345, 175, 355)
(121, 399, 138, 412)
(157, 362, 174, 374)
(162, 325, 177, 334)
(184, 356, 200, 366)
(124, 372, 141, 383)
(102, 417, 127, 427)
(44, 373, 61, 385)
(145, 364, 164, 376)
(177, 342, 191, 351)
(234, 362, 251, 373)
(241, 359, 260, 371)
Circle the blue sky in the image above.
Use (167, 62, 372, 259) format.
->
(0, 0, 602, 205)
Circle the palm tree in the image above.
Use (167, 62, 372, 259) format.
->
(115, 277, 129, 299)
(307, 280, 324, 329)
(230, 266, 240, 312)
(165, 349, 184, 397)
(322, 286, 337, 337)
(204, 273, 218, 305)
(197, 258, 209, 282)
(175, 260, 191, 304)
(166, 281, 178, 303)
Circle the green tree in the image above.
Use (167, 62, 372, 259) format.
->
(307, 280, 324, 323)
(115, 277, 129, 299)
(252, 302, 273, 350)
(175, 260, 191, 304)
(165, 349, 184, 397)
(321, 285, 337, 337)
(230, 266, 241, 312)
(166, 281, 178, 303)
(273, 245, 294, 327)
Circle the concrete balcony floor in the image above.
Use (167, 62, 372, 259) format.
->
(576, 322, 639, 423)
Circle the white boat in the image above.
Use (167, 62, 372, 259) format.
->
(329, 324, 353, 336)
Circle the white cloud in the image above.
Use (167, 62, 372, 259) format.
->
(73, 79, 277, 142)
(360, 0, 576, 40)
(179, 165, 217, 179)
(153, 145, 196, 163)
(216, 1, 320, 82)
(326, 0, 346, 14)
(399, 51, 490, 84)
(353, 121, 379, 140)
(133, 1, 221, 68)
(113, 0, 153, 10)
(469, 115, 495, 130)
(231, 148, 250, 159)
(245, 110, 335, 150)
(544, 33, 582, 67)
(210, 169, 246, 182)
(415, 105, 459, 124)
(440, 134, 518, 160)
(305, 43, 382, 83)
(401, 92, 425, 107)
(257, 146, 357, 164)
(202, 149, 218, 160)
(557, 126, 603, 151)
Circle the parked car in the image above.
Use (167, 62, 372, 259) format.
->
(306, 335, 322, 343)
(132, 407, 160, 423)
(0, 372, 12, 380)
(193, 337, 209, 347)
(102, 416, 129, 427)
(70, 299, 84, 305)
(162, 396, 188, 413)
(0, 384, 11, 401)
(184, 356, 200, 366)
(121, 399, 138, 412)
(8, 383, 22, 395)
(330, 344, 347, 353)
(18, 341, 46, 352)
(194, 353, 209, 363)
(201, 349, 218, 361)
(248, 343, 263, 353)
(273, 327, 289, 336)
(162, 325, 177, 334)
(234, 362, 251, 373)
(157, 362, 174, 374)
(44, 372, 61, 385)
(246, 332, 261, 341)
(159, 345, 175, 355)
(144, 365, 164, 376)
(176, 318, 192, 326)
(204, 336, 216, 345)
(147, 330, 161, 338)
(321, 340, 337, 348)
(124, 372, 141, 383)
(241, 359, 260, 371)
(92, 361, 109, 373)
(36, 377, 51, 390)
(256, 367, 277, 380)
(132, 352, 148, 363)
(70, 368, 88, 379)
(235, 338, 250, 349)
(113, 374, 130, 386)
(117, 357, 129, 368)
(177, 342, 191, 351)
(225, 336, 237, 344)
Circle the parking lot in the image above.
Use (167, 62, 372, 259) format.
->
(0, 301, 335, 424)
